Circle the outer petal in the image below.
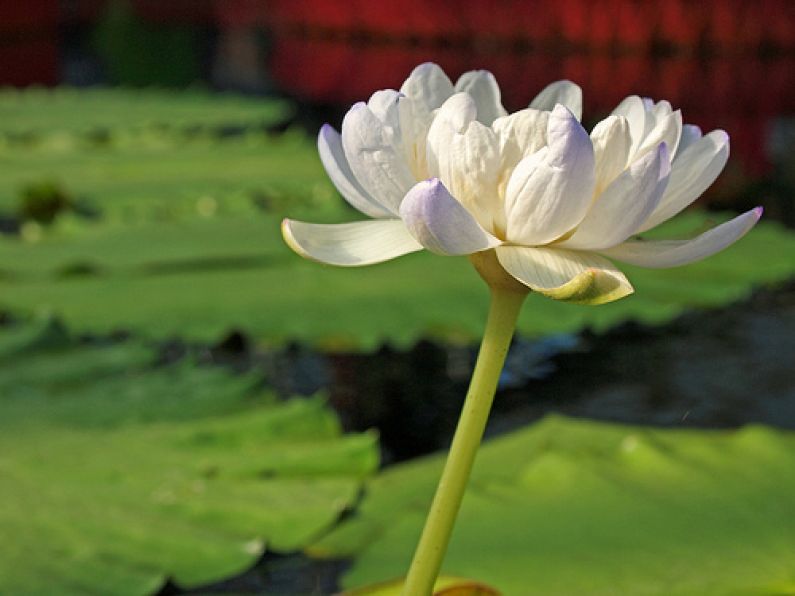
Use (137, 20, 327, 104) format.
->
(317, 124, 393, 218)
(426, 95, 466, 179)
(638, 130, 729, 232)
(492, 108, 549, 173)
(281, 218, 422, 266)
(590, 115, 631, 195)
(599, 207, 762, 268)
(504, 104, 595, 246)
(426, 93, 501, 230)
(397, 96, 433, 181)
(635, 108, 682, 160)
(611, 95, 648, 158)
(496, 246, 634, 304)
(561, 143, 670, 250)
(529, 80, 583, 120)
(454, 70, 508, 126)
(341, 102, 416, 215)
(399, 178, 501, 255)
(651, 99, 672, 119)
(675, 124, 702, 159)
(399, 62, 454, 113)
(398, 63, 455, 181)
(367, 89, 403, 127)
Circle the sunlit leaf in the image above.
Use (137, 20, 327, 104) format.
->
(312, 416, 795, 595)
(1, 213, 793, 350)
(0, 88, 792, 349)
(0, 87, 292, 142)
(0, 322, 378, 595)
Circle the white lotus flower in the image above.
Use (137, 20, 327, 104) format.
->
(282, 62, 761, 304)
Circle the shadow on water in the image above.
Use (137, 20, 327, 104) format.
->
(158, 551, 350, 596)
(149, 278, 795, 468)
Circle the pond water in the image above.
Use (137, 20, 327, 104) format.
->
(154, 278, 795, 595)
(155, 279, 794, 468)
(13, 7, 793, 592)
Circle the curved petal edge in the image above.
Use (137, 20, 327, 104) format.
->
(317, 124, 392, 219)
(282, 218, 423, 267)
(529, 80, 583, 120)
(496, 246, 634, 305)
(399, 178, 501, 255)
(600, 207, 763, 268)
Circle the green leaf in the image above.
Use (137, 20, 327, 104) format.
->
(0, 323, 378, 595)
(0, 130, 328, 221)
(1, 89, 792, 349)
(0, 87, 292, 142)
(1, 213, 793, 349)
(312, 416, 795, 595)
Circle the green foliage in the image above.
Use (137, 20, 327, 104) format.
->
(1, 86, 793, 351)
(0, 321, 378, 595)
(17, 179, 74, 224)
(0, 132, 325, 220)
(0, 87, 291, 144)
(0, 212, 794, 349)
(312, 416, 795, 596)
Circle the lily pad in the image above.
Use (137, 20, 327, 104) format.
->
(1, 213, 794, 350)
(0, 130, 329, 219)
(0, 87, 792, 349)
(312, 415, 795, 595)
(0, 322, 378, 595)
(0, 87, 292, 143)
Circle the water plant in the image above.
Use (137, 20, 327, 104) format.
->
(283, 62, 760, 594)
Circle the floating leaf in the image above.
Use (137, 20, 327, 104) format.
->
(312, 416, 795, 595)
(1, 213, 794, 349)
(0, 87, 292, 142)
(0, 131, 328, 220)
(0, 323, 378, 595)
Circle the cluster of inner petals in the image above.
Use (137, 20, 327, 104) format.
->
(282, 62, 761, 305)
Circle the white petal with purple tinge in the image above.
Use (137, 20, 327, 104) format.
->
(504, 105, 595, 246)
(399, 178, 501, 255)
(638, 130, 730, 232)
(676, 124, 702, 159)
(600, 207, 762, 268)
(529, 80, 583, 120)
(562, 143, 670, 250)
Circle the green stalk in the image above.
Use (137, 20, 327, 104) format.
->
(401, 287, 526, 595)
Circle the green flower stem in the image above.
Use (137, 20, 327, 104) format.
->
(401, 287, 526, 596)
